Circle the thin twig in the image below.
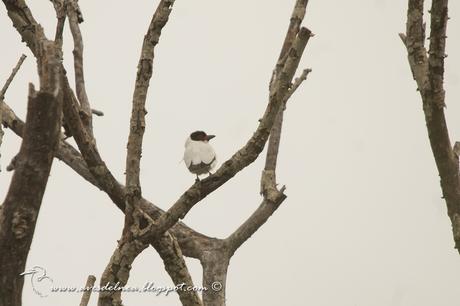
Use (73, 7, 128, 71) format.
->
(1, 54, 27, 172)
(91, 108, 104, 116)
(0, 54, 27, 100)
(285, 68, 312, 102)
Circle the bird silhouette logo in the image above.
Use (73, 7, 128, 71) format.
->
(20, 266, 54, 297)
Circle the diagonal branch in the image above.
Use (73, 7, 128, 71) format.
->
(62, 69, 202, 305)
(2, 2, 205, 303)
(1, 98, 214, 260)
(139, 27, 312, 245)
(227, 15, 312, 256)
(2, 0, 45, 58)
(98, 209, 202, 306)
(200, 2, 311, 305)
(1, 54, 26, 172)
(227, 69, 312, 255)
(0, 55, 27, 100)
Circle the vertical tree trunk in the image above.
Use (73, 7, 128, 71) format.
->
(0, 76, 62, 305)
(201, 248, 229, 306)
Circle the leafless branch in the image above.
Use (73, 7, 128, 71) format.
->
(1, 98, 213, 260)
(285, 68, 312, 102)
(91, 108, 104, 116)
(2, 1, 46, 58)
(49, 0, 66, 47)
(98, 207, 150, 306)
(66, 0, 92, 130)
(200, 1, 311, 304)
(1, 54, 26, 172)
(226, 185, 287, 255)
(99, 1, 202, 304)
(401, 0, 460, 250)
(0, 54, 27, 100)
(141, 27, 312, 245)
(79, 275, 96, 306)
(1, 2, 314, 306)
(126, 0, 175, 190)
(226, 0, 311, 263)
(1, 3, 204, 304)
(0, 38, 62, 305)
(151, 233, 203, 306)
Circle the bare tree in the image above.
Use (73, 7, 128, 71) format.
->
(0, 0, 312, 305)
(400, 0, 460, 252)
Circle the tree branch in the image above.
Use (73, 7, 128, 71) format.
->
(98, 207, 150, 306)
(427, 0, 448, 109)
(401, 0, 460, 250)
(227, 10, 312, 257)
(2, 3, 206, 303)
(0, 54, 27, 100)
(126, 0, 175, 191)
(285, 68, 312, 102)
(66, 0, 93, 131)
(141, 27, 312, 243)
(200, 2, 311, 305)
(1, 54, 26, 172)
(2, 0, 45, 58)
(1, 98, 214, 260)
(0, 40, 62, 306)
(151, 233, 203, 306)
(79, 275, 96, 306)
(49, 0, 66, 47)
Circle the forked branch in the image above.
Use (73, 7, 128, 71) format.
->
(401, 0, 460, 250)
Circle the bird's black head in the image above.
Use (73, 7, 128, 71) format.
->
(190, 131, 215, 142)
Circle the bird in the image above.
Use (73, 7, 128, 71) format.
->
(183, 131, 217, 182)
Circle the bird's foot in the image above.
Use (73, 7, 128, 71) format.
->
(195, 176, 200, 183)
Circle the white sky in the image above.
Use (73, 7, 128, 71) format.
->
(1, 0, 460, 305)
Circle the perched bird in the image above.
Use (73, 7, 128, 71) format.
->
(184, 131, 217, 181)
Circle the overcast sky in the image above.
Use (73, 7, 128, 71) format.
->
(1, 0, 460, 305)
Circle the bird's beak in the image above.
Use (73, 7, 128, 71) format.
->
(206, 135, 216, 141)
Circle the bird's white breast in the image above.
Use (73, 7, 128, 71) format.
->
(184, 138, 216, 170)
